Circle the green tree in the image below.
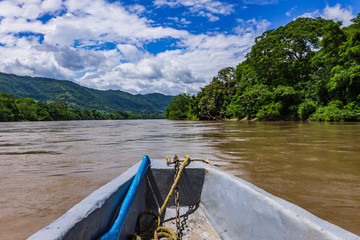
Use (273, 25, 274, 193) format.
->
(327, 14, 360, 103)
(47, 101, 79, 120)
(0, 92, 18, 121)
(37, 107, 52, 121)
(166, 94, 195, 120)
(197, 67, 236, 120)
(249, 17, 331, 88)
(229, 17, 336, 120)
(166, 16, 360, 121)
(17, 97, 39, 121)
(111, 110, 131, 119)
(309, 20, 346, 105)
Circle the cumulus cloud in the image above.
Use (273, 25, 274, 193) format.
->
(74, 22, 265, 95)
(0, 0, 269, 95)
(297, 4, 355, 27)
(41, 0, 64, 12)
(117, 44, 145, 61)
(125, 4, 147, 15)
(322, 4, 354, 26)
(53, 46, 107, 71)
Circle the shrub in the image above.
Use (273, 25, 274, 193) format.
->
(298, 100, 317, 120)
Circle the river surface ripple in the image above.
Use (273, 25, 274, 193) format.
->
(0, 120, 359, 239)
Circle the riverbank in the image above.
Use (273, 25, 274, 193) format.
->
(0, 91, 165, 122)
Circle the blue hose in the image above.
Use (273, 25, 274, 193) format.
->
(100, 155, 151, 240)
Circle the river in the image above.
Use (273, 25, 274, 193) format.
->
(0, 120, 359, 239)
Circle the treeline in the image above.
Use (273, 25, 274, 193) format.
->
(166, 15, 360, 121)
(0, 91, 164, 121)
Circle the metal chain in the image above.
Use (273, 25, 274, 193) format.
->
(173, 156, 181, 240)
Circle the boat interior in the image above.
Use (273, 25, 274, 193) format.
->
(120, 164, 220, 240)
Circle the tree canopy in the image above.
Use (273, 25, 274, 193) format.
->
(166, 15, 360, 121)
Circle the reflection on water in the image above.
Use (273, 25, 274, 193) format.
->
(0, 120, 359, 239)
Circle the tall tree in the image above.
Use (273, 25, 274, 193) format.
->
(197, 67, 236, 120)
(165, 16, 360, 121)
(229, 17, 334, 120)
(165, 94, 195, 120)
(249, 17, 332, 88)
(327, 14, 360, 103)
(17, 97, 39, 121)
(0, 92, 18, 121)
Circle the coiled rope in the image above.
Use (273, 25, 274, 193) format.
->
(129, 155, 213, 240)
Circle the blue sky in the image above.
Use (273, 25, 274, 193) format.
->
(0, 0, 359, 95)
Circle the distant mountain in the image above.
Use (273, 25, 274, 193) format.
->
(0, 72, 173, 114)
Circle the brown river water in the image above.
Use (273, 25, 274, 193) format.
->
(0, 120, 359, 239)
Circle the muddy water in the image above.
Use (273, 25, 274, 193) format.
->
(0, 120, 359, 239)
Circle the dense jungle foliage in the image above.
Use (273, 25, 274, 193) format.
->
(166, 15, 360, 121)
(0, 91, 163, 121)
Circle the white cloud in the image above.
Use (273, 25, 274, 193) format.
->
(297, 10, 320, 19)
(234, 18, 271, 37)
(180, 18, 191, 25)
(286, 6, 297, 17)
(75, 18, 269, 94)
(322, 4, 354, 27)
(0, 0, 270, 95)
(242, 0, 278, 5)
(126, 4, 147, 15)
(41, 0, 63, 12)
(167, 17, 191, 25)
(198, 11, 219, 22)
(0, 0, 44, 19)
(154, 0, 234, 21)
(117, 44, 144, 61)
(296, 4, 354, 27)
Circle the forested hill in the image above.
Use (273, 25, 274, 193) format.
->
(166, 15, 360, 121)
(0, 72, 172, 114)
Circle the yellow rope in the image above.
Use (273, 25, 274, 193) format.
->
(130, 155, 214, 240)
(159, 155, 190, 216)
(166, 156, 214, 166)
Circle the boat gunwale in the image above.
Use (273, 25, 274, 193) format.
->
(27, 160, 360, 240)
(199, 164, 360, 240)
(27, 162, 141, 240)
